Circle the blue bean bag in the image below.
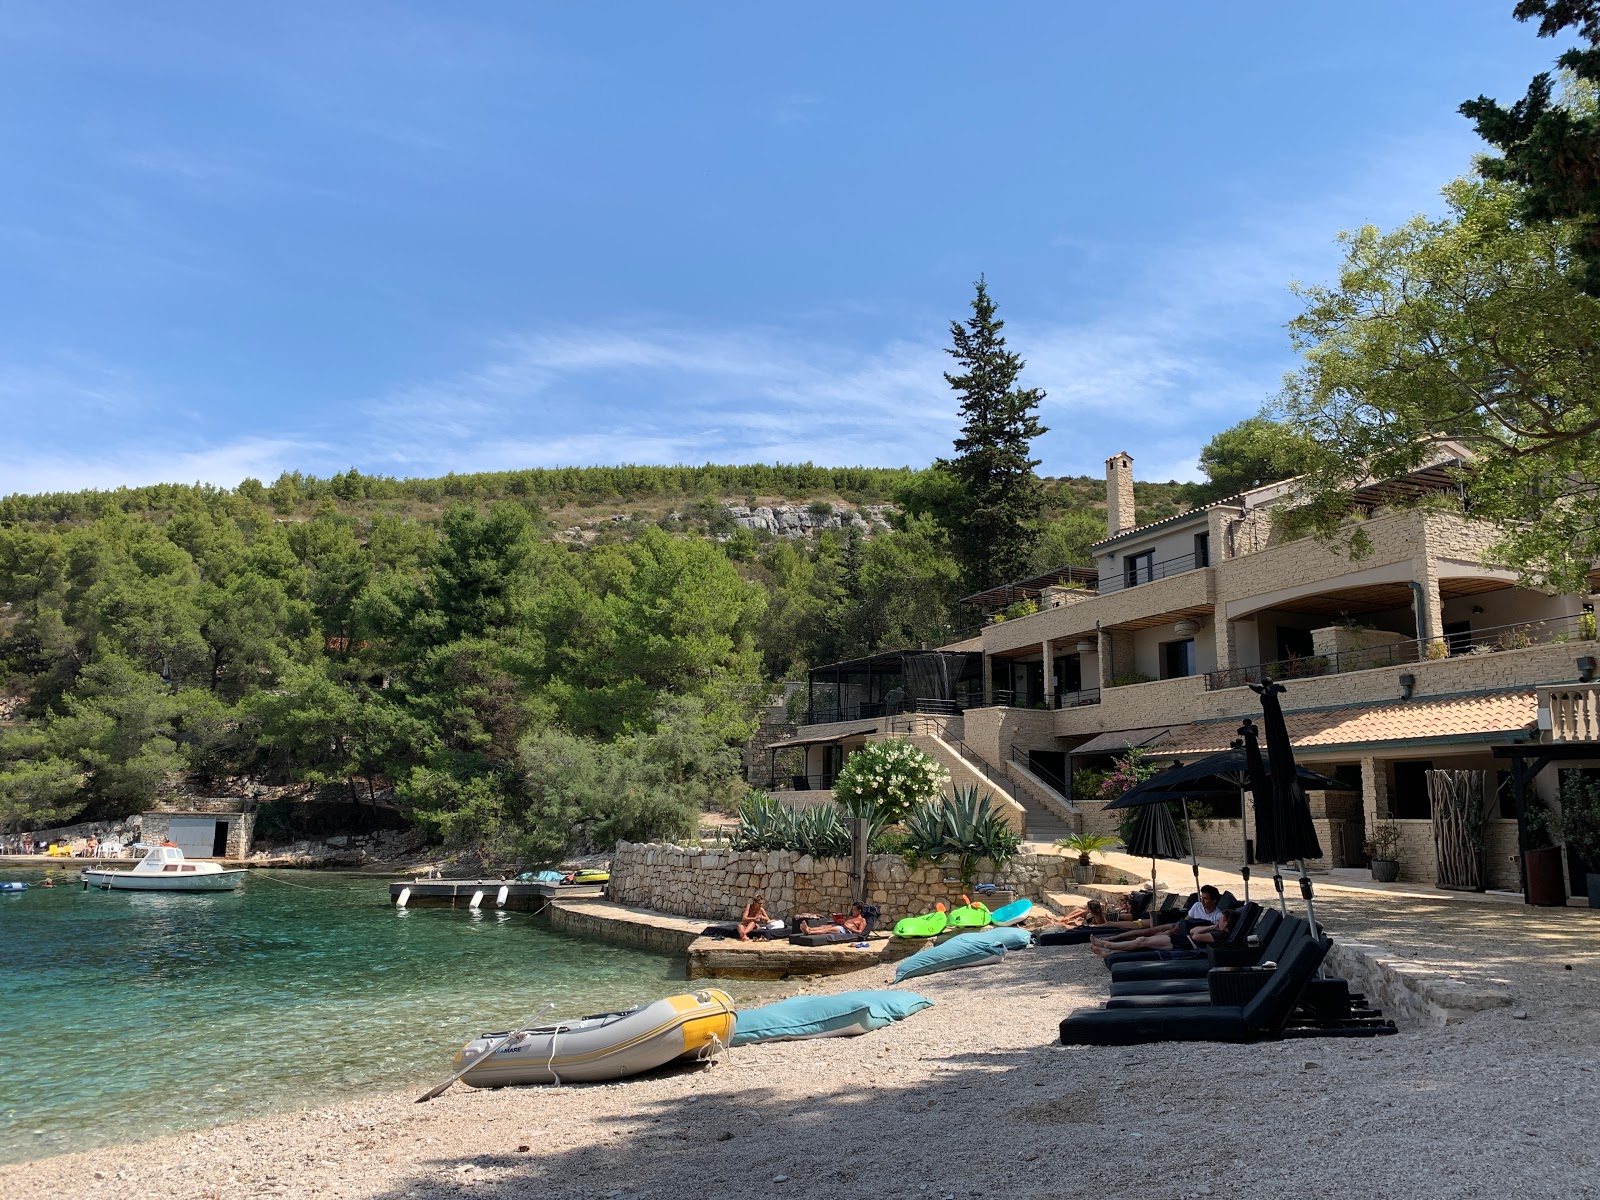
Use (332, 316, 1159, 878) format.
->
(731, 989, 934, 1046)
(893, 927, 1034, 981)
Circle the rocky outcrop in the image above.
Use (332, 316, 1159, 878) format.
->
(724, 503, 893, 538)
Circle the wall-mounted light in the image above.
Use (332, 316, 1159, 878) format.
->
(1075, 639, 1095, 655)
(1173, 618, 1201, 637)
(1578, 656, 1597, 684)
(1471, 605, 1484, 615)
(1398, 673, 1416, 700)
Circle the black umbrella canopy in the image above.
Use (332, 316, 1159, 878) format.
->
(1104, 749, 1352, 810)
(1251, 681, 1323, 863)
(1125, 799, 1185, 860)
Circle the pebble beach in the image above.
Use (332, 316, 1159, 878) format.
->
(5, 892, 1598, 1200)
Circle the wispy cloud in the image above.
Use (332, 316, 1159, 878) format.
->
(0, 435, 323, 498)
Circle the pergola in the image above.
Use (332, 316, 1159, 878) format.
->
(806, 649, 983, 725)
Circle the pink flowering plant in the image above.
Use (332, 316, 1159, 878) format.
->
(1098, 747, 1158, 800)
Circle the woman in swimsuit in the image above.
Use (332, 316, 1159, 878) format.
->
(736, 896, 770, 941)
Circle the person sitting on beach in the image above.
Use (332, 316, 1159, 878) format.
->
(1088, 908, 1233, 957)
(735, 896, 770, 942)
(798, 903, 867, 939)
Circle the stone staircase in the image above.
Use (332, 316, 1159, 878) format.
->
(879, 717, 1074, 844)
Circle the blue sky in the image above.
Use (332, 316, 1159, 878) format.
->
(0, 2, 1574, 495)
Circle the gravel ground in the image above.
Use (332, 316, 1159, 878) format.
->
(6, 892, 1599, 1200)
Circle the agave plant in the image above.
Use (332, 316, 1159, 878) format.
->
(731, 794, 857, 857)
(903, 785, 1023, 884)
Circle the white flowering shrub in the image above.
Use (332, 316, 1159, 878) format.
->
(832, 739, 951, 824)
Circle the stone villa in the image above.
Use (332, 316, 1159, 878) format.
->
(763, 446, 1600, 897)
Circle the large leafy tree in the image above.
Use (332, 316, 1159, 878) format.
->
(1182, 417, 1315, 506)
(939, 278, 1049, 592)
(1273, 174, 1600, 589)
(1461, 1, 1600, 294)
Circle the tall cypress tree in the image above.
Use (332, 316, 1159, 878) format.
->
(939, 277, 1048, 591)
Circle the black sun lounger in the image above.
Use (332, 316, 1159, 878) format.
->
(1097, 902, 1265, 969)
(1107, 912, 1294, 985)
(787, 904, 881, 946)
(1059, 934, 1329, 1046)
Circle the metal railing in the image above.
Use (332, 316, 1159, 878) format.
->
(772, 773, 837, 791)
(802, 696, 970, 726)
(976, 687, 1101, 711)
(1009, 746, 1070, 798)
(1097, 550, 1207, 594)
(1207, 612, 1597, 691)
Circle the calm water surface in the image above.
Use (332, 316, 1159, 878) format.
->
(0, 864, 698, 1164)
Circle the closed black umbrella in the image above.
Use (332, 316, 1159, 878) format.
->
(1252, 679, 1325, 939)
(1124, 799, 1185, 910)
(1109, 743, 1352, 906)
(1238, 721, 1275, 908)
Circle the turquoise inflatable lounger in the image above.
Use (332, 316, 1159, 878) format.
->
(731, 989, 934, 1046)
(893, 927, 1035, 982)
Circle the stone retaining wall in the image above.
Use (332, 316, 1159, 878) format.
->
(608, 840, 1075, 923)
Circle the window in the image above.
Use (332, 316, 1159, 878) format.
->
(1193, 531, 1210, 568)
(1161, 638, 1196, 679)
(1124, 550, 1154, 588)
(1390, 760, 1434, 819)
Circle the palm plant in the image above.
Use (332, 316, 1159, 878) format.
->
(1054, 832, 1120, 866)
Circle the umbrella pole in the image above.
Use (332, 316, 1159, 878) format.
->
(1150, 857, 1158, 924)
(1272, 861, 1287, 916)
(1298, 863, 1325, 979)
(1181, 798, 1200, 897)
(1237, 783, 1250, 904)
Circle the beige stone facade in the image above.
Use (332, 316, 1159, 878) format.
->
(790, 451, 1600, 897)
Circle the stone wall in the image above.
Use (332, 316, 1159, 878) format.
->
(608, 840, 1075, 923)
(141, 810, 256, 859)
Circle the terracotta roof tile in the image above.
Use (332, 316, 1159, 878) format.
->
(1076, 690, 1538, 759)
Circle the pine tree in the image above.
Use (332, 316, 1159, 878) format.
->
(939, 277, 1048, 591)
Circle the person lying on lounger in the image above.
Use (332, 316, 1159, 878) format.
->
(798, 903, 868, 939)
(1088, 908, 1233, 957)
(1051, 899, 1143, 931)
(736, 896, 770, 942)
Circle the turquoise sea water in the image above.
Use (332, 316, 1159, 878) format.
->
(0, 864, 692, 1164)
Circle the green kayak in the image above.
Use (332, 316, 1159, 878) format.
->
(946, 901, 992, 929)
(893, 910, 950, 938)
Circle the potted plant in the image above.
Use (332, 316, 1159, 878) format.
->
(1363, 819, 1403, 882)
(1522, 800, 1567, 906)
(1557, 774, 1600, 908)
(1055, 832, 1120, 885)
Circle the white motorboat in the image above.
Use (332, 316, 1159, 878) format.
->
(83, 843, 246, 892)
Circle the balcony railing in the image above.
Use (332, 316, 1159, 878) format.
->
(803, 697, 967, 726)
(1097, 550, 1207, 595)
(970, 687, 1102, 711)
(1206, 612, 1598, 691)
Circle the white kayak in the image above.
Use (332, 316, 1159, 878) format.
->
(455, 989, 737, 1087)
(83, 844, 246, 892)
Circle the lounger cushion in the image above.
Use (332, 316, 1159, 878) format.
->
(1104, 992, 1218, 1009)
(892, 927, 1032, 982)
(1059, 1005, 1250, 1046)
(731, 989, 933, 1046)
(788, 929, 865, 946)
(1108, 977, 1209, 997)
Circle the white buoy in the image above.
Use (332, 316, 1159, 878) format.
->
(397, 887, 411, 908)
(469, 889, 484, 910)
(496, 885, 509, 909)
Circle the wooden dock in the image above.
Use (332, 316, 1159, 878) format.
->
(387, 878, 602, 911)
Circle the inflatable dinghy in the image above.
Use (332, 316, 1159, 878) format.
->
(0, 882, 27, 892)
(454, 989, 735, 1087)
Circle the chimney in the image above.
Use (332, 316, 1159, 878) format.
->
(1105, 452, 1135, 536)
